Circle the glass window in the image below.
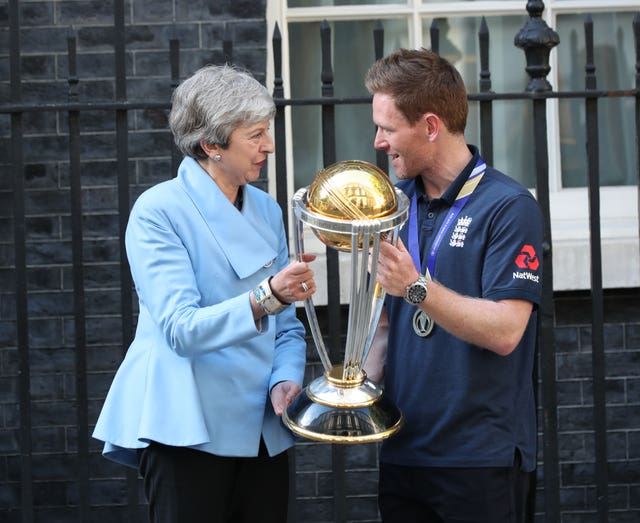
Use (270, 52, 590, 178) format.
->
(556, 12, 637, 187)
(289, 19, 409, 188)
(288, 0, 401, 6)
(422, 15, 534, 187)
(285, 8, 637, 190)
(287, 13, 543, 189)
(272, 0, 639, 290)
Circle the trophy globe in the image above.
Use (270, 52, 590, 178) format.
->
(283, 160, 410, 443)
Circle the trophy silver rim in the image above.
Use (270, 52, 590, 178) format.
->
(292, 187, 410, 235)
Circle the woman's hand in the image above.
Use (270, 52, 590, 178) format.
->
(270, 381, 302, 415)
(270, 253, 317, 303)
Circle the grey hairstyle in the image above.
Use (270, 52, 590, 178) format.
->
(169, 64, 276, 159)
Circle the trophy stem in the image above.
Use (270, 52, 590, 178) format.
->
(292, 192, 333, 373)
(343, 224, 380, 380)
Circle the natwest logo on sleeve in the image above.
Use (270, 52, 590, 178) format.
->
(514, 244, 539, 271)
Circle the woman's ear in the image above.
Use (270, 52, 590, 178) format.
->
(200, 140, 220, 158)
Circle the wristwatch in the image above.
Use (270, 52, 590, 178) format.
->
(404, 276, 429, 305)
(253, 277, 288, 315)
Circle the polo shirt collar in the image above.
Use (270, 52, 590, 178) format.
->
(414, 144, 481, 205)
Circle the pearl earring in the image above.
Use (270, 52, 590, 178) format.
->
(213, 154, 222, 162)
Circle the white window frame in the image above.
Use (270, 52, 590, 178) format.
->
(266, 0, 640, 293)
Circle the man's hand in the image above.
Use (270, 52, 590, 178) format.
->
(375, 238, 420, 297)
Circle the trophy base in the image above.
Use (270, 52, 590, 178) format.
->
(283, 367, 404, 444)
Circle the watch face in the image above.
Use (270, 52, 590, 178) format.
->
(407, 282, 427, 304)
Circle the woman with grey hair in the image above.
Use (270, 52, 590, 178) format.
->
(93, 64, 316, 522)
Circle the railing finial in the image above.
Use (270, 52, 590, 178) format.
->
(514, 0, 560, 92)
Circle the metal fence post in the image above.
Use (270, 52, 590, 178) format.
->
(8, 0, 34, 518)
(514, 2, 560, 521)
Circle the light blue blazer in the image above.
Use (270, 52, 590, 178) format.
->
(92, 157, 307, 468)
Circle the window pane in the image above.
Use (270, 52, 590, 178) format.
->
(288, 0, 401, 6)
(556, 12, 637, 187)
(422, 16, 535, 188)
(289, 19, 409, 188)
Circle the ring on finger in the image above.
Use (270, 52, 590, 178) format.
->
(301, 281, 309, 292)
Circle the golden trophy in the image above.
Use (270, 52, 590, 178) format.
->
(283, 160, 409, 443)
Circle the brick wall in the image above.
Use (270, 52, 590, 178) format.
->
(548, 291, 640, 521)
(1, 1, 639, 522)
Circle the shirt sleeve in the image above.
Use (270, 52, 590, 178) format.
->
(482, 193, 544, 305)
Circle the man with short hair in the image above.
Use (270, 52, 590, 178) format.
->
(364, 48, 544, 522)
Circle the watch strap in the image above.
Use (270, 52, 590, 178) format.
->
(253, 277, 288, 315)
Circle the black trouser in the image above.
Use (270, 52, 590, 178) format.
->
(378, 454, 531, 523)
(138, 440, 289, 523)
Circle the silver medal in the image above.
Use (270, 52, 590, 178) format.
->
(412, 309, 434, 337)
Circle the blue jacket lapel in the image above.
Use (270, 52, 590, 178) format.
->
(177, 157, 278, 279)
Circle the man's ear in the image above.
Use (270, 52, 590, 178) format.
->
(423, 113, 440, 142)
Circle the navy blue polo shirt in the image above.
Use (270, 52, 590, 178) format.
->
(381, 145, 544, 472)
